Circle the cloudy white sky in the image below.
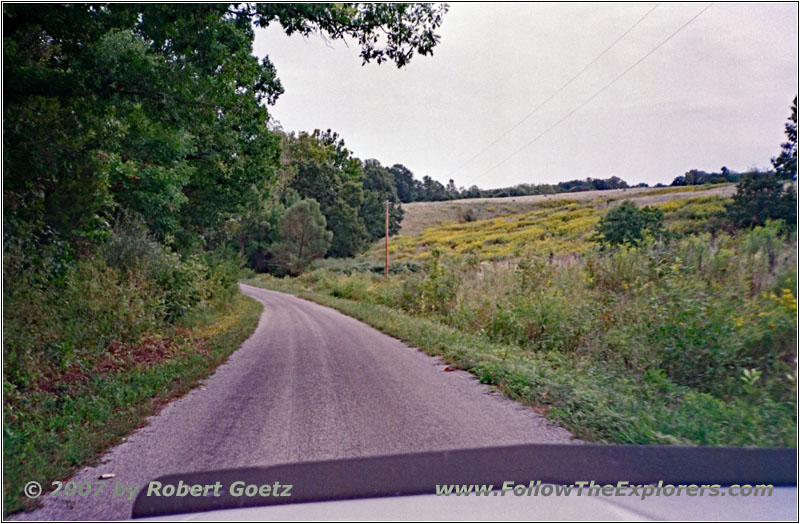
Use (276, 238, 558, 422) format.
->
(253, 2, 798, 189)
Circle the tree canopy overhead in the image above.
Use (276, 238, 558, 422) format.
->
(3, 3, 448, 256)
(245, 3, 448, 67)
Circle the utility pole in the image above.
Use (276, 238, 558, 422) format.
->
(384, 200, 389, 278)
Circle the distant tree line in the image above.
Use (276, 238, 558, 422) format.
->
(670, 166, 757, 187)
(393, 98, 799, 203)
(389, 174, 641, 203)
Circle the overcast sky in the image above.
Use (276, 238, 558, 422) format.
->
(253, 2, 798, 189)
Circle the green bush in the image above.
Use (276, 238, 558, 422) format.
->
(418, 250, 459, 316)
(725, 173, 796, 230)
(3, 257, 160, 389)
(3, 227, 244, 391)
(592, 201, 665, 247)
(202, 247, 243, 304)
(310, 257, 421, 275)
(150, 253, 206, 321)
(328, 272, 373, 300)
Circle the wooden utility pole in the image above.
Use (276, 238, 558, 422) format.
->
(384, 200, 389, 278)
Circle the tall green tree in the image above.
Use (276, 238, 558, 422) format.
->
(4, 5, 280, 255)
(389, 164, 418, 203)
(772, 96, 797, 180)
(419, 175, 448, 201)
(360, 159, 404, 241)
(271, 199, 332, 276)
(282, 130, 369, 257)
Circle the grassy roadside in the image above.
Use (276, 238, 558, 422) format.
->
(3, 294, 262, 516)
(243, 276, 795, 448)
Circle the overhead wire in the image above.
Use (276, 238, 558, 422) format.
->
(445, 2, 661, 182)
(460, 2, 714, 189)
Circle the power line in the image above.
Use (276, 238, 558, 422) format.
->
(447, 2, 660, 183)
(463, 2, 714, 189)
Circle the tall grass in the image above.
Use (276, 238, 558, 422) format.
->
(248, 220, 797, 447)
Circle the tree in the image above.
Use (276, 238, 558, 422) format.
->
(3, 3, 447, 256)
(282, 130, 369, 257)
(445, 179, 459, 199)
(247, 4, 448, 68)
(419, 175, 448, 201)
(360, 159, 404, 240)
(225, 196, 288, 273)
(725, 173, 796, 230)
(592, 201, 665, 247)
(271, 199, 332, 276)
(3, 4, 284, 252)
(772, 96, 797, 180)
(389, 164, 418, 202)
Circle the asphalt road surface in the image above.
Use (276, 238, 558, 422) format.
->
(16, 283, 575, 520)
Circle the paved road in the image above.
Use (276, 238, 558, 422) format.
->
(16, 284, 575, 520)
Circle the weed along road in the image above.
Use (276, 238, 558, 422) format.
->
(17, 283, 575, 520)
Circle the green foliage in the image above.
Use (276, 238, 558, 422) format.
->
(328, 272, 374, 300)
(592, 201, 665, 247)
(725, 172, 796, 230)
(4, 3, 443, 262)
(390, 164, 418, 203)
(3, 0, 445, 400)
(415, 250, 459, 316)
(4, 223, 241, 391)
(670, 167, 747, 187)
(360, 159, 404, 240)
(282, 130, 368, 257)
(3, 4, 448, 513)
(772, 96, 797, 180)
(248, 272, 796, 447)
(278, 132, 407, 260)
(4, 4, 282, 249)
(249, 3, 449, 68)
(310, 257, 421, 275)
(248, 221, 797, 447)
(271, 199, 333, 276)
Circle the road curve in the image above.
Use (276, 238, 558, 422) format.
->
(16, 284, 575, 520)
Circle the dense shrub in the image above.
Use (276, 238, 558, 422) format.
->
(457, 206, 477, 223)
(725, 173, 796, 230)
(4, 257, 159, 389)
(3, 226, 242, 390)
(592, 201, 665, 247)
(417, 250, 460, 315)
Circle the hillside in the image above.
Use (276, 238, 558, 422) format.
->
(377, 184, 736, 262)
(249, 182, 797, 447)
(398, 184, 736, 235)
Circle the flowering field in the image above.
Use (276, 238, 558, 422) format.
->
(385, 194, 729, 261)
